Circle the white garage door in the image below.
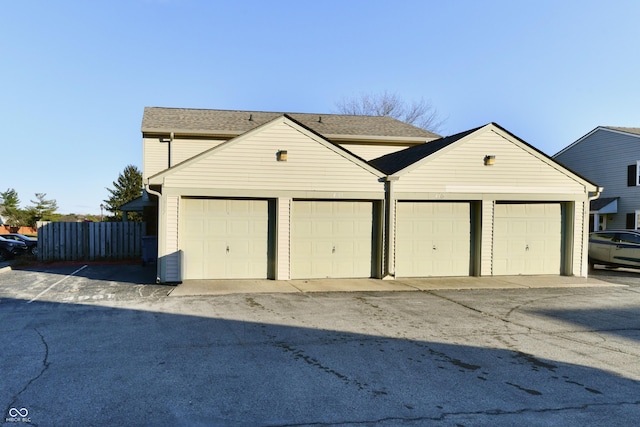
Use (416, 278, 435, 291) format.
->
(493, 203, 561, 275)
(181, 199, 269, 280)
(291, 201, 374, 279)
(396, 202, 471, 277)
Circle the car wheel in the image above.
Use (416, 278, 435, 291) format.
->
(0, 250, 9, 262)
(30, 247, 38, 256)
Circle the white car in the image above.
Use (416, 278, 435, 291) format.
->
(589, 230, 640, 269)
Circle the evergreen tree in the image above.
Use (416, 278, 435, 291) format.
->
(104, 165, 143, 221)
(25, 193, 59, 225)
(0, 188, 27, 226)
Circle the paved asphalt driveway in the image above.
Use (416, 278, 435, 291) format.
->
(1, 263, 640, 426)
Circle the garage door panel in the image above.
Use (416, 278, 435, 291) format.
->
(291, 201, 374, 279)
(182, 199, 269, 280)
(397, 202, 471, 277)
(493, 203, 561, 275)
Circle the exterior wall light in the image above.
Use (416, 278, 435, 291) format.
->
(484, 155, 496, 166)
(277, 150, 288, 161)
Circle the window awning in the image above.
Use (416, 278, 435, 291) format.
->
(590, 197, 618, 214)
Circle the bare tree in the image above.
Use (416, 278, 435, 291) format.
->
(334, 91, 445, 133)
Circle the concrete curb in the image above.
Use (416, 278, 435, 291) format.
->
(168, 275, 626, 297)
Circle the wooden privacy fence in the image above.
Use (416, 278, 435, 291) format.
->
(38, 222, 147, 262)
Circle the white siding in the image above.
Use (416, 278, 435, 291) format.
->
(171, 139, 225, 166)
(162, 121, 382, 193)
(164, 195, 181, 282)
(395, 129, 586, 194)
(143, 137, 169, 181)
(277, 197, 291, 280)
(481, 200, 494, 276)
(342, 144, 417, 161)
(573, 201, 586, 276)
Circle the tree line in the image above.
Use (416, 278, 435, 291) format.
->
(0, 190, 59, 227)
(0, 165, 143, 226)
(1, 92, 443, 227)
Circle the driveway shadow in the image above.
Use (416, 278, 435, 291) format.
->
(1, 297, 639, 426)
(533, 305, 640, 343)
(10, 262, 158, 285)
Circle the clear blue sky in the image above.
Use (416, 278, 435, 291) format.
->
(3, 1, 639, 214)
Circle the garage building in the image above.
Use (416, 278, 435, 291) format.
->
(142, 108, 599, 283)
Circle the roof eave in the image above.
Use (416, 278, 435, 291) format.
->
(142, 128, 243, 139)
(142, 128, 436, 145)
(326, 134, 437, 144)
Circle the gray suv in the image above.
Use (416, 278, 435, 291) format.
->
(589, 230, 640, 269)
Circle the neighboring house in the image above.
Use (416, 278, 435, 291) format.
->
(142, 107, 599, 283)
(554, 126, 640, 231)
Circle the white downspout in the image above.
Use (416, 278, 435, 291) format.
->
(383, 176, 399, 280)
(583, 186, 603, 277)
(145, 183, 161, 199)
(588, 187, 604, 231)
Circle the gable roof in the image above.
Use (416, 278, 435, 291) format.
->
(369, 126, 482, 174)
(554, 126, 640, 157)
(368, 122, 599, 190)
(142, 107, 439, 143)
(603, 126, 640, 135)
(148, 114, 384, 184)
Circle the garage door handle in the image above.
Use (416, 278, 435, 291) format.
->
(332, 246, 336, 254)
(226, 245, 230, 253)
(432, 245, 437, 250)
(525, 245, 530, 251)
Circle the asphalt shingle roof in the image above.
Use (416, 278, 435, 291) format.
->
(369, 126, 482, 174)
(142, 107, 439, 140)
(604, 126, 640, 136)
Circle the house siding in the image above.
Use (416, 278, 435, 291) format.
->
(164, 195, 181, 282)
(162, 121, 384, 194)
(572, 201, 586, 276)
(341, 143, 418, 161)
(276, 197, 291, 280)
(481, 200, 494, 275)
(143, 137, 169, 181)
(555, 129, 640, 229)
(394, 129, 586, 195)
(171, 139, 225, 166)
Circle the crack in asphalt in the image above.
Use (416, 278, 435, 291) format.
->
(426, 289, 640, 358)
(5, 328, 50, 421)
(273, 400, 640, 426)
(274, 341, 370, 391)
(503, 293, 575, 319)
(424, 290, 527, 328)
